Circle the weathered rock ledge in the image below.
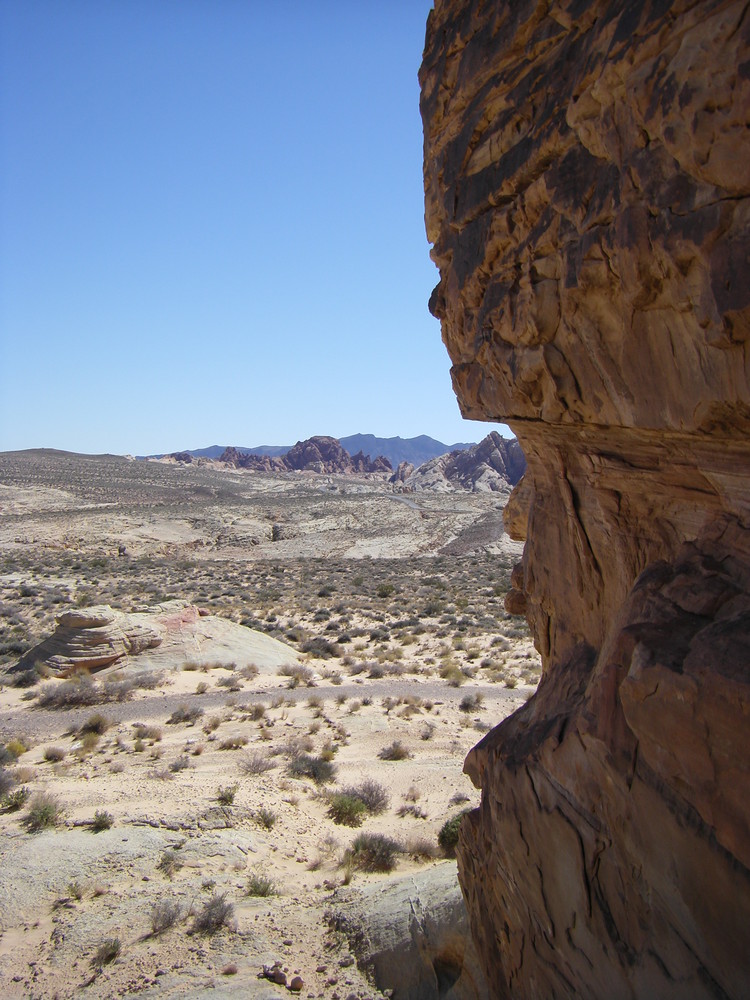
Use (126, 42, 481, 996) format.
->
(421, 0, 750, 996)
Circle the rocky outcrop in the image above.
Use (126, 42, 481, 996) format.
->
(17, 606, 162, 675)
(404, 432, 525, 492)
(327, 864, 488, 1000)
(421, 1, 750, 997)
(220, 437, 391, 475)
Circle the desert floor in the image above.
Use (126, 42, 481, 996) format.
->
(0, 451, 540, 999)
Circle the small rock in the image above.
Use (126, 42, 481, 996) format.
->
(338, 956, 354, 968)
(289, 975, 304, 992)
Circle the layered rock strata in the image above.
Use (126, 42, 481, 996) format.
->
(420, 1, 750, 997)
(404, 432, 525, 492)
(19, 606, 162, 675)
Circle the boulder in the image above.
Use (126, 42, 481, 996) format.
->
(327, 864, 487, 1000)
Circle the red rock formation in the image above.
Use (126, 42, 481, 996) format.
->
(220, 437, 391, 475)
(420, 0, 750, 996)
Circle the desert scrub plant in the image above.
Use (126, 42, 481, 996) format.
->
(91, 937, 121, 968)
(246, 868, 278, 897)
(24, 791, 64, 832)
(43, 746, 67, 763)
(157, 848, 183, 878)
(340, 778, 390, 815)
(438, 810, 471, 857)
(150, 898, 182, 935)
(378, 740, 411, 761)
(327, 793, 367, 827)
(279, 663, 316, 687)
(217, 783, 239, 805)
(91, 809, 114, 831)
(459, 692, 484, 713)
(79, 713, 110, 735)
(346, 832, 402, 873)
(254, 806, 277, 830)
(218, 735, 248, 750)
(238, 750, 274, 775)
(191, 892, 234, 935)
(167, 704, 204, 725)
(1, 785, 30, 812)
(5, 737, 29, 759)
(133, 723, 162, 742)
(287, 753, 337, 784)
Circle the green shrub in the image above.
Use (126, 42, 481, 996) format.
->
(24, 791, 64, 832)
(2, 786, 30, 812)
(327, 793, 367, 827)
(217, 784, 238, 805)
(287, 753, 336, 784)
(246, 869, 278, 897)
(255, 807, 276, 830)
(340, 778, 389, 815)
(91, 810, 114, 831)
(438, 810, 470, 857)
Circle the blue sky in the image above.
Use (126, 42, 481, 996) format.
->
(1, 1, 510, 455)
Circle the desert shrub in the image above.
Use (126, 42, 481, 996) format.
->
(438, 811, 471, 857)
(37, 675, 99, 709)
(246, 868, 278, 897)
(347, 832, 401, 872)
(79, 713, 110, 735)
(157, 849, 183, 878)
(459, 693, 484, 713)
(255, 806, 277, 830)
(378, 740, 411, 761)
(287, 753, 336, 784)
(408, 837, 440, 861)
(2, 785, 30, 811)
(327, 793, 367, 827)
(195, 681, 208, 695)
(133, 723, 161, 742)
(12, 667, 43, 689)
(43, 746, 67, 763)
(217, 784, 238, 805)
(376, 583, 395, 598)
(217, 675, 242, 691)
(169, 755, 190, 772)
(241, 702, 266, 721)
(150, 898, 182, 935)
(91, 810, 114, 831)
(191, 892, 234, 935)
(25, 791, 64, 832)
(340, 778, 389, 815)
(239, 663, 259, 680)
(167, 705, 204, 725)
(299, 637, 342, 659)
(218, 736, 248, 751)
(5, 738, 28, 759)
(279, 663, 316, 687)
(92, 937, 121, 968)
(238, 750, 274, 775)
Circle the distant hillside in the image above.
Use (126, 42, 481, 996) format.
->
(145, 434, 479, 468)
(338, 434, 476, 469)
(399, 433, 526, 493)
(220, 436, 391, 475)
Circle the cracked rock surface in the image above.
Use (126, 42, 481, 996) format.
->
(420, 0, 750, 996)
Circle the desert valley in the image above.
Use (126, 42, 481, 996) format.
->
(0, 435, 535, 999)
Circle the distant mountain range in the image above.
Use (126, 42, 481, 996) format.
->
(144, 434, 480, 470)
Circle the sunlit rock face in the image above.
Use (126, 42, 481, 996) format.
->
(420, 1, 750, 996)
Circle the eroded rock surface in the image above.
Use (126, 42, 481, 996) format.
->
(420, 1, 750, 996)
(404, 432, 525, 493)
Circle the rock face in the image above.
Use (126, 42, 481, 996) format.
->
(220, 436, 391, 474)
(328, 864, 488, 1000)
(421, 1, 750, 997)
(18, 606, 162, 675)
(404, 432, 525, 492)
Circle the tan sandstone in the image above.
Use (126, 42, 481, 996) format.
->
(420, 1, 750, 997)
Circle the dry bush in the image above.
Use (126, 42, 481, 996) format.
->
(150, 898, 182, 935)
(24, 791, 65, 832)
(346, 832, 402, 873)
(167, 704, 204, 725)
(191, 892, 234, 935)
(238, 750, 275, 775)
(378, 740, 411, 761)
(340, 778, 389, 815)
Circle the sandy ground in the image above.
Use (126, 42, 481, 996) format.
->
(0, 452, 539, 997)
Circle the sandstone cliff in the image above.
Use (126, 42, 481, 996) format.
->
(420, 1, 750, 997)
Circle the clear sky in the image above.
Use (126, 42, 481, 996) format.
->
(1, 1, 510, 456)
